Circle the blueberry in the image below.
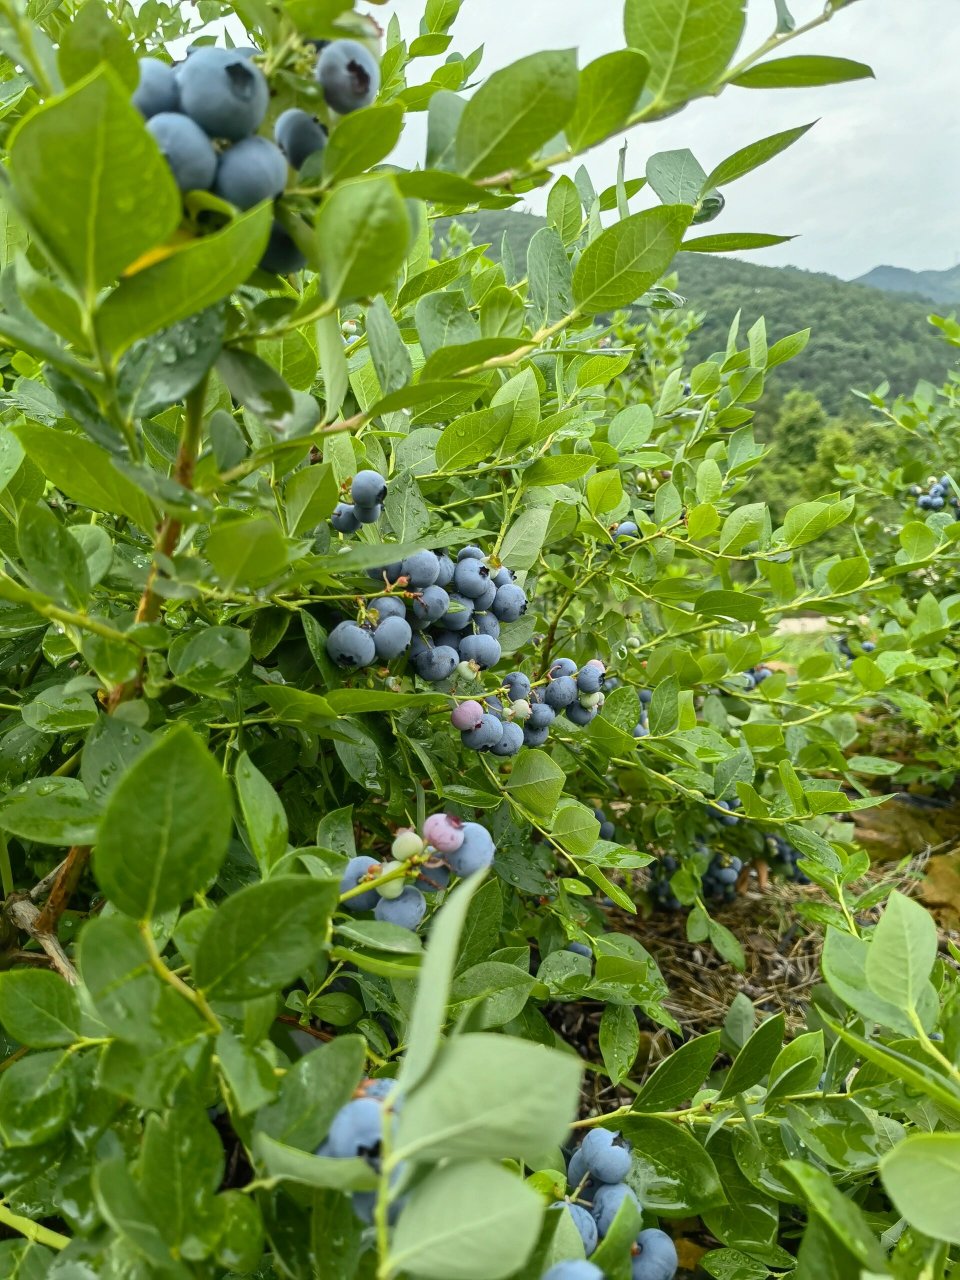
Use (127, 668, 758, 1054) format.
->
(340, 855, 380, 911)
(413, 645, 459, 682)
(422, 813, 464, 854)
(474, 612, 501, 638)
(503, 672, 531, 701)
(542, 1265, 603, 1280)
(451, 700, 484, 731)
(259, 221, 307, 274)
(327, 620, 376, 669)
(592, 1183, 640, 1237)
(368, 561, 403, 585)
(931, 484, 946, 498)
(401, 550, 440, 589)
(551, 1203, 597, 1256)
(133, 57, 179, 118)
(577, 665, 605, 694)
(632, 1228, 678, 1280)
(491, 583, 527, 622)
(599, 821, 615, 841)
(331, 502, 360, 533)
(316, 39, 380, 114)
(633, 722, 649, 738)
(146, 113, 217, 192)
(440, 593, 474, 631)
(549, 658, 578, 678)
(410, 586, 449, 624)
(522, 724, 550, 747)
(431, 630, 462, 652)
(352, 470, 388, 507)
(358, 1077, 395, 1101)
(473, 577, 498, 612)
(456, 545, 485, 561)
(638, 688, 653, 705)
(918, 495, 934, 510)
(567, 1146, 589, 1187)
(545, 676, 578, 709)
(375, 886, 426, 930)
(459, 633, 501, 670)
(274, 107, 327, 168)
(581, 1129, 632, 1184)
(327, 1097, 382, 1161)
(353, 502, 382, 525)
(490, 720, 523, 757)
(509, 699, 532, 722)
(462, 714, 503, 751)
(177, 47, 269, 140)
(417, 861, 452, 893)
(614, 521, 639, 541)
(493, 566, 515, 587)
(453, 557, 492, 600)
(862, 640, 876, 653)
(932, 496, 945, 510)
(433, 553, 456, 587)
(446, 821, 495, 875)
(566, 941, 592, 959)
(391, 830, 424, 861)
(371, 596, 405, 621)
(373, 615, 412, 660)
(567, 702, 597, 727)
(214, 137, 288, 209)
(527, 701, 556, 730)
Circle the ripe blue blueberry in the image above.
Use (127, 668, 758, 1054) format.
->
(327, 1097, 382, 1161)
(259, 222, 306, 274)
(410, 586, 450, 624)
(473, 576, 498, 612)
(433, 553, 456, 587)
(493, 566, 515, 587)
(368, 561, 403, 585)
(414, 645, 459, 682)
(459, 633, 501, 670)
(491, 583, 527, 622)
(633, 721, 649, 738)
(542, 1264, 603, 1280)
(331, 502, 360, 533)
(522, 724, 550, 747)
(631, 1228, 678, 1280)
(453, 557, 492, 599)
(401, 550, 440, 589)
(214, 137, 288, 209)
(440, 593, 474, 630)
(614, 520, 639, 541)
(351, 470, 387, 507)
(527, 701, 556, 730)
(503, 671, 531, 701)
(353, 502, 382, 525)
(417, 860, 452, 892)
(551, 1203, 597, 1256)
(862, 640, 876, 653)
(567, 1145, 589, 1187)
(581, 1129, 632, 1184)
(327, 620, 376, 669)
(274, 107, 327, 168)
(489, 720, 523, 757)
(598, 820, 615, 841)
(462, 713, 504, 751)
(639, 688, 653, 705)
(544, 676, 578, 709)
(146, 113, 217, 192)
(339, 855, 381, 911)
(549, 658, 578, 679)
(577, 665, 605, 694)
(592, 1183, 640, 1237)
(316, 39, 380, 114)
(371, 596, 405, 622)
(375, 885, 426, 930)
(474, 612, 501, 638)
(359, 1077, 395, 1101)
(133, 57, 179, 118)
(177, 47, 269, 140)
(373, 616, 412, 661)
(445, 821, 496, 875)
(566, 941, 592, 959)
(457, 545, 485, 561)
(430, 629, 461, 652)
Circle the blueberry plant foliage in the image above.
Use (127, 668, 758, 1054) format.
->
(0, 0, 958, 1276)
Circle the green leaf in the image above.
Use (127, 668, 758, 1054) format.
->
(781, 1162, 886, 1269)
(618, 1114, 724, 1215)
(528, 227, 575, 328)
(880, 1133, 960, 1245)
(0, 970, 80, 1047)
(732, 55, 874, 89)
(566, 50, 649, 151)
(573, 205, 692, 314)
(96, 205, 272, 357)
(58, 0, 137, 90)
(206, 517, 289, 590)
(681, 231, 793, 253)
(703, 123, 814, 190)
(599, 1004, 640, 1084)
(864, 889, 938, 1014)
(504, 750, 565, 821)
(15, 424, 156, 529)
(255, 1035, 366, 1150)
(389, 1159, 544, 1280)
(323, 102, 405, 183)
(314, 175, 410, 305)
(9, 67, 179, 294)
(624, 0, 747, 105)
(235, 752, 289, 875)
(821, 928, 923, 1036)
(395, 1033, 581, 1163)
(253, 1132, 378, 1191)
(435, 405, 512, 471)
(94, 725, 232, 919)
(0, 777, 100, 845)
(194, 877, 337, 1001)
(456, 50, 579, 179)
(632, 1031, 720, 1111)
(0, 1051, 75, 1147)
(139, 1107, 223, 1255)
(547, 175, 582, 246)
(93, 1155, 176, 1267)
(500, 506, 552, 572)
(717, 1013, 785, 1099)
(646, 148, 707, 206)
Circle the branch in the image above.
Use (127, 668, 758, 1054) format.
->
(34, 845, 90, 936)
(4, 897, 79, 984)
(0, 1200, 70, 1251)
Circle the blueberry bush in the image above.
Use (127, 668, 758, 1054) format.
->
(0, 0, 959, 1276)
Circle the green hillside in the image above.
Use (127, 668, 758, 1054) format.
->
(439, 210, 956, 414)
(854, 262, 960, 304)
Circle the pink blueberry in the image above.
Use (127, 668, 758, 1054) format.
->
(422, 812, 465, 854)
(451, 700, 485, 731)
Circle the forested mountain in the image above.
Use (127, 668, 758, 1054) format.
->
(439, 210, 956, 413)
(855, 262, 960, 304)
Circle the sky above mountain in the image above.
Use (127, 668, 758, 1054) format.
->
(392, 0, 960, 281)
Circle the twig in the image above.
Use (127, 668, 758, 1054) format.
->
(28, 859, 67, 903)
(4, 898, 79, 984)
(0, 1200, 69, 1251)
(34, 845, 90, 936)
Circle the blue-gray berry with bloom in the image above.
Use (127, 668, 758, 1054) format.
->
(490, 719, 523, 757)
(462, 713, 504, 751)
(340, 855, 380, 911)
(545, 676, 578, 709)
(274, 107, 327, 168)
(327, 621, 376, 669)
(331, 502, 360, 533)
(177, 47, 269, 140)
(375, 886, 426, 930)
(147, 113, 217, 191)
(373, 616, 412, 661)
(401, 550, 440, 589)
(632, 1229, 678, 1280)
(351, 469, 387, 507)
(581, 1128, 632, 1184)
(592, 1182, 640, 1237)
(445, 821, 496, 875)
(410, 586, 450, 624)
(491, 583, 527, 621)
(441, 593, 474, 630)
(413, 645, 458, 682)
(214, 136, 288, 209)
(551, 1203, 597, 1256)
(459, 633, 501, 670)
(133, 57, 180, 117)
(316, 39, 380, 114)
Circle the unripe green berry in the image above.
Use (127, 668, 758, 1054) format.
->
(581, 691, 603, 709)
(457, 660, 480, 681)
(626, 637, 641, 652)
(375, 862, 405, 899)
(510, 699, 532, 722)
(392, 829, 424, 862)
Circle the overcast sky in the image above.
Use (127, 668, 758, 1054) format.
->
(390, 0, 960, 281)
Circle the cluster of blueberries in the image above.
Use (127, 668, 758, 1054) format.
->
(338, 812, 495, 932)
(633, 686, 652, 739)
(331, 468, 388, 535)
(837, 635, 875, 664)
(326, 544, 527, 682)
(650, 827, 810, 912)
(766, 833, 811, 886)
(741, 663, 773, 691)
(132, 37, 378, 273)
(315, 1076, 400, 1225)
(910, 475, 958, 514)
(542, 1130, 677, 1280)
(449, 657, 607, 758)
